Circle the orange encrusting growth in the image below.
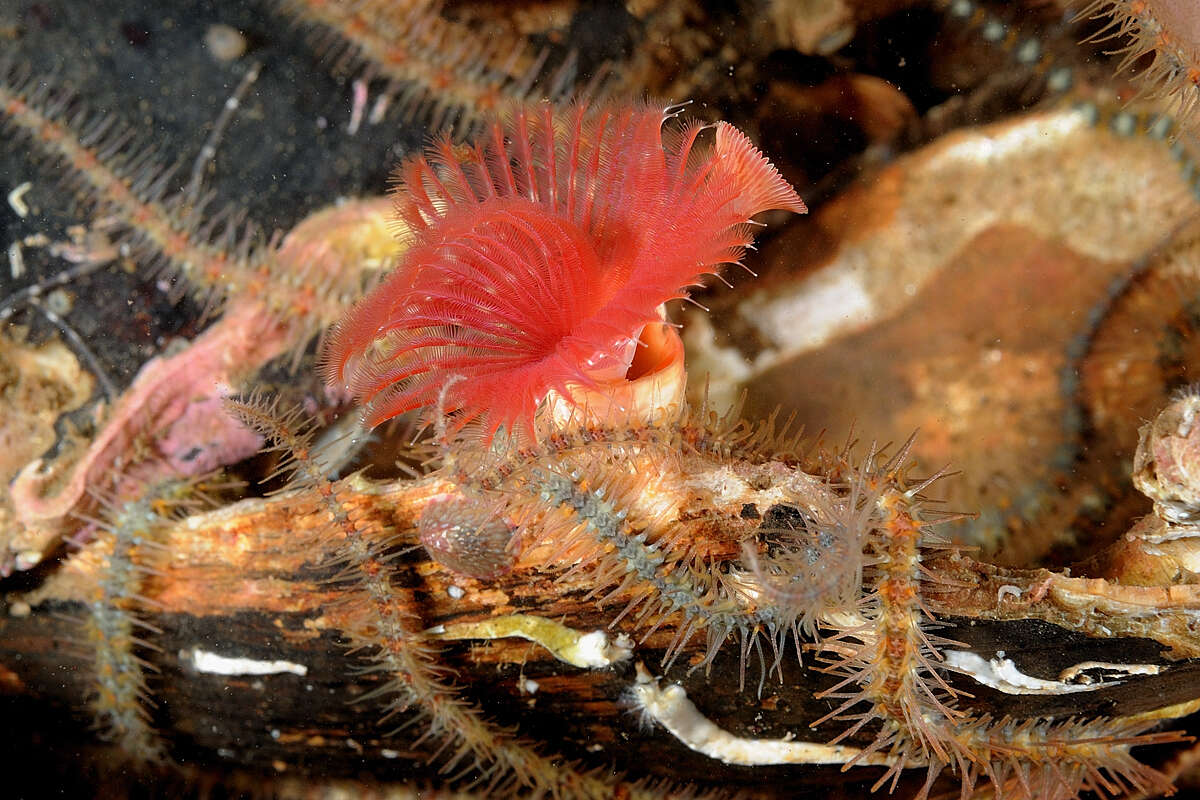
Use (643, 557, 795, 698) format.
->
(321, 102, 805, 441)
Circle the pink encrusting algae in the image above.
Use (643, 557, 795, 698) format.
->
(321, 101, 806, 441)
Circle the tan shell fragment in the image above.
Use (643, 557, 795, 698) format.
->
(1135, 389, 1200, 523)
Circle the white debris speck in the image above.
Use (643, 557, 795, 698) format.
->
(945, 651, 1158, 695)
(8, 241, 24, 279)
(204, 23, 247, 62)
(447, 585, 465, 600)
(630, 665, 896, 767)
(7, 182, 32, 217)
(14, 550, 42, 571)
(186, 647, 308, 677)
(571, 630, 634, 668)
(997, 584, 1022, 602)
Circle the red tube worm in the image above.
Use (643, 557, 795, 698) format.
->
(322, 102, 805, 441)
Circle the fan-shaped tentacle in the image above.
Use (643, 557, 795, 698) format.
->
(323, 101, 805, 440)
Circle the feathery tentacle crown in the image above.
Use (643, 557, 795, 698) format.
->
(322, 101, 805, 441)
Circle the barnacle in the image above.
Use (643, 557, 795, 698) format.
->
(418, 493, 516, 580)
